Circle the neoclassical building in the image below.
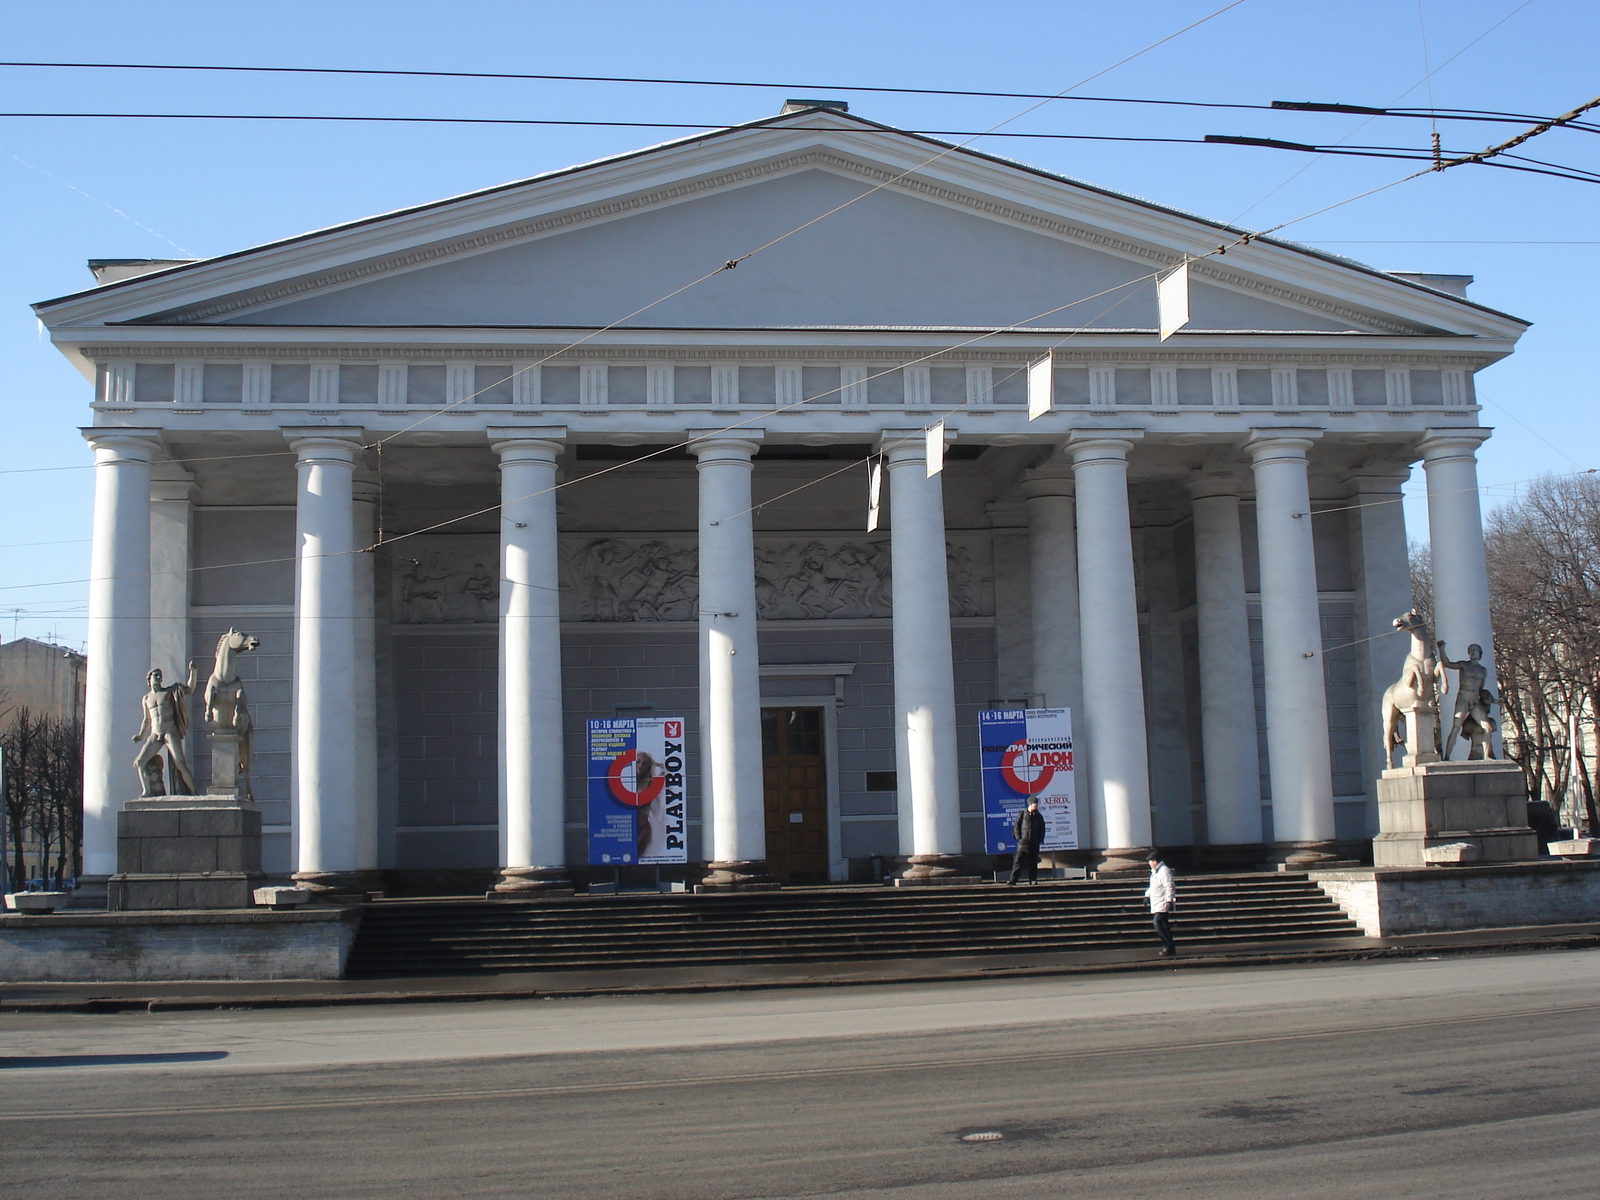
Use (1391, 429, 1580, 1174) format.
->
(36, 103, 1523, 893)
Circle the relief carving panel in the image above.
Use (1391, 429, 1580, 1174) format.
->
(390, 533, 992, 623)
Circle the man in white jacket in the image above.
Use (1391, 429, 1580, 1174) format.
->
(1144, 853, 1177, 957)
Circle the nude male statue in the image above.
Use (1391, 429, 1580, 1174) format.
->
(132, 663, 199, 796)
(1437, 641, 1494, 760)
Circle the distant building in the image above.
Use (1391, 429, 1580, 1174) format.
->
(0, 638, 86, 729)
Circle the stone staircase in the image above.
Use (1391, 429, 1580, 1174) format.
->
(344, 873, 1361, 977)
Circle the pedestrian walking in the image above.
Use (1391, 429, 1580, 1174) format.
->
(1007, 800, 1046, 885)
(1145, 852, 1177, 956)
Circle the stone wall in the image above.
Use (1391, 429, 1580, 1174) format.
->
(0, 908, 361, 982)
(1310, 860, 1600, 937)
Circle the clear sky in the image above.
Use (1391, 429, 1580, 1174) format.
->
(3, 0, 1595, 650)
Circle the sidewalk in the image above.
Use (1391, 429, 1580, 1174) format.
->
(3, 923, 1595, 1013)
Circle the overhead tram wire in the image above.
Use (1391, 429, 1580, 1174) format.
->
(6, 112, 1599, 175)
(4, 58, 1592, 132)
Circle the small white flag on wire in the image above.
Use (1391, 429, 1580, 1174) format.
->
(1026, 355, 1053, 421)
(925, 421, 945, 478)
(866, 457, 882, 531)
(1157, 262, 1190, 341)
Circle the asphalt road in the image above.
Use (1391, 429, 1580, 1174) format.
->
(3, 952, 1597, 1199)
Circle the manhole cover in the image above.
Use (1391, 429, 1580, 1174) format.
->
(961, 1131, 1004, 1142)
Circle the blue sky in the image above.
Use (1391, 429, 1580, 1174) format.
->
(3, 0, 1596, 648)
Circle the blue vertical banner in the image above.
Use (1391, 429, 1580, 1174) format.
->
(979, 708, 1077, 853)
(586, 717, 688, 866)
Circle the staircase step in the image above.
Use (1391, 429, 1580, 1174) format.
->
(344, 873, 1358, 978)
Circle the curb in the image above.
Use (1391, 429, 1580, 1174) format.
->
(4, 932, 1597, 1014)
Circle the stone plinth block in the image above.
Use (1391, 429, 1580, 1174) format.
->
(1373, 760, 1539, 867)
(5, 892, 71, 914)
(1422, 841, 1482, 865)
(1548, 839, 1600, 858)
(254, 886, 312, 910)
(110, 796, 266, 911)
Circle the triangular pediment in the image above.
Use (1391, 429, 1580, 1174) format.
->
(36, 109, 1527, 343)
(208, 165, 1361, 334)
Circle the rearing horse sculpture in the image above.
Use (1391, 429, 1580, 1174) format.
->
(204, 629, 260, 792)
(1380, 610, 1446, 768)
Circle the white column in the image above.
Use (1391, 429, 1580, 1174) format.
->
(1187, 472, 1263, 845)
(1246, 429, 1337, 860)
(80, 428, 161, 882)
(285, 427, 362, 892)
(881, 429, 964, 877)
(350, 480, 380, 877)
(149, 475, 194, 688)
(489, 427, 571, 893)
(1023, 467, 1082, 714)
(1420, 429, 1498, 759)
(690, 430, 771, 887)
(1068, 430, 1152, 869)
(1348, 465, 1413, 814)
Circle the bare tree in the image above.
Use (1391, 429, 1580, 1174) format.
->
(0, 709, 83, 889)
(1478, 474, 1600, 833)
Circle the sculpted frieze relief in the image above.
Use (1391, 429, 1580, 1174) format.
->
(389, 533, 993, 623)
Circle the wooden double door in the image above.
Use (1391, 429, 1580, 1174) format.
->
(761, 707, 829, 884)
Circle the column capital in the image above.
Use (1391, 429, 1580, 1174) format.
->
(1067, 428, 1143, 466)
(1021, 462, 1075, 500)
(1245, 427, 1322, 464)
(282, 426, 366, 461)
(1418, 427, 1492, 463)
(1346, 462, 1412, 496)
(876, 426, 951, 464)
(488, 425, 567, 464)
(1186, 469, 1247, 501)
(80, 427, 163, 461)
(688, 428, 763, 464)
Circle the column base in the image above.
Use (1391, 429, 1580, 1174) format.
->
(489, 866, 575, 899)
(1093, 847, 1154, 876)
(696, 861, 780, 891)
(897, 854, 979, 884)
(292, 869, 384, 902)
(1265, 841, 1357, 871)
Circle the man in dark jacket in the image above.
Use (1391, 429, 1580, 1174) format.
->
(1008, 800, 1046, 885)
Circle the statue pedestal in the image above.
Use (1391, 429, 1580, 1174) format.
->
(108, 796, 266, 911)
(1373, 760, 1540, 867)
(206, 731, 251, 801)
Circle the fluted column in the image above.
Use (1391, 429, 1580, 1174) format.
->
(285, 427, 363, 894)
(490, 427, 572, 894)
(79, 428, 162, 883)
(690, 430, 773, 888)
(1067, 430, 1152, 872)
(1187, 472, 1263, 846)
(1246, 429, 1337, 863)
(880, 429, 964, 878)
(350, 480, 381, 881)
(1419, 429, 1498, 759)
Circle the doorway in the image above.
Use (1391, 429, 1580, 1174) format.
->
(761, 707, 829, 884)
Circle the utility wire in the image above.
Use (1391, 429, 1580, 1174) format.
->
(4, 58, 1591, 131)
